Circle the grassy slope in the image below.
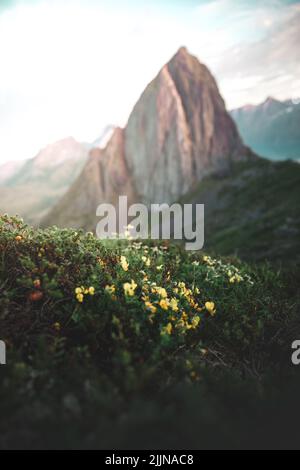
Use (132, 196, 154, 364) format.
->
(182, 158, 300, 263)
(0, 216, 300, 449)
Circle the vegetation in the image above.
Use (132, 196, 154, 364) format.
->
(0, 215, 299, 448)
(183, 158, 300, 263)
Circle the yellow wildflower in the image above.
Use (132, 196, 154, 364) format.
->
(155, 287, 168, 298)
(203, 255, 214, 266)
(169, 298, 179, 312)
(76, 293, 84, 303)
(105, 285, 116, 295)
(88, 287, 95, 296)
(182, 312, 188, 321)
(205, 301, 216, 316)
(120, 256, 129, 272)
(75, 287, 82, 295)
(145, 301, 157, 314)
(142, 256, 151, 267)
(123, 280, 137, 297)
(161, 322, 173, 335)
(229, 274, 243, 284)
(191, 315, 201, 328)
(159, 299, 169, 310)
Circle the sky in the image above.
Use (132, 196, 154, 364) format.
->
(0, 0, 299, 164)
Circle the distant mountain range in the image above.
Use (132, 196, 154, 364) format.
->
(0, 137, 88, 224)
(0, 127, 118, 224)
(230, 97, 300, 160)
(0, 160, 25, 186)
(43, 47, 253, 230)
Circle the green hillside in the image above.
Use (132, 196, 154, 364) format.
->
(183, 158, 300, 263)
(0, 215, 299, 449)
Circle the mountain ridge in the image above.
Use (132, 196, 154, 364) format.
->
(230, 97, 300, 160)
(43, 47, 253, 231)
(0, 137, 89, 224)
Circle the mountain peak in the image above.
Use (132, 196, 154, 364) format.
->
(264, 96, 279, 104)
(176, 46, 190, 56)
(43, 48, 250, 230)
(169, 46, 198, 66)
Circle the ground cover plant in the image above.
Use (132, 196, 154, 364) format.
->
(0, 215, 300, 449)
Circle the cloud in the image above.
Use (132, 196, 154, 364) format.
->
(214, 2, 300, 107)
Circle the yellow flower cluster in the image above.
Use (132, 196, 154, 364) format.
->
(176, 312, 201, 332)
(203, 255, 215, 266)
(227, 271, 243, 283)
(75, 286, 95, 303)
(140, 277, 205, 335)
(173, 282, 202, 313)
(123, 280, 138, 297)
(148, 284, 166, 297)
(202, 255, 253, 286)
(72, 249, 223, 340)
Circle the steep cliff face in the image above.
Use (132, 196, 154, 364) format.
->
(125, 47, 248, 204)
(44, 47, 252, 230)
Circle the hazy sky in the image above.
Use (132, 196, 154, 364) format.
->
(0, 0, 299, 164)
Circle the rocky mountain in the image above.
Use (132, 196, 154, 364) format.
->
(230, 97, 300, 160)
(0, 137, 88, 225)
(43, 47, 253, 231)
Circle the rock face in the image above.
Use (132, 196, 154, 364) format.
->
(125, 47, 248, 203)
(43, 47, 252, 230)
(230, 97, 300, 160)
